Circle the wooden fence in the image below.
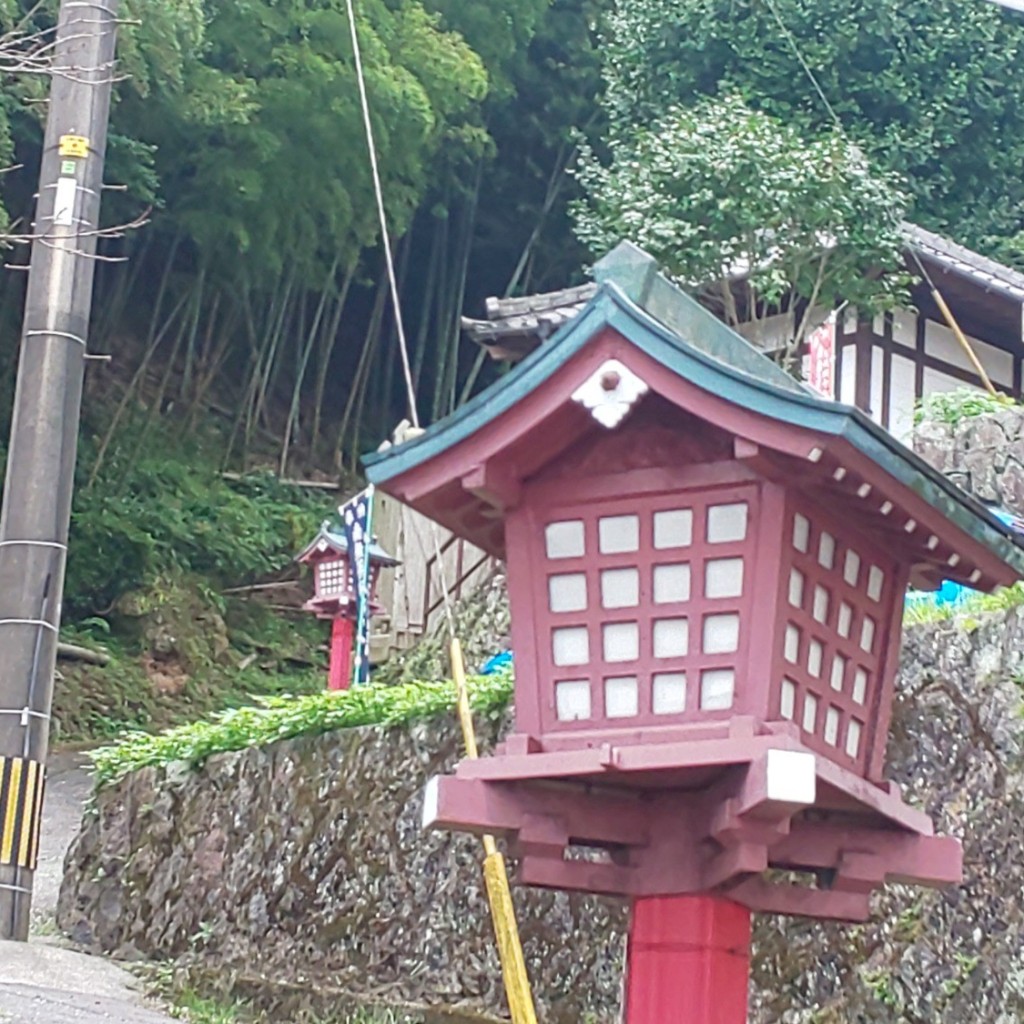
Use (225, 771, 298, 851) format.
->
(370, 487, 497, 661)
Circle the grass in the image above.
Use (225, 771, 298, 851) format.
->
(145, 962, 465, 1024)
(173, 1003, 417, 1024)
(342, 1013, 415, 1024)
(171, 991, 247, 1024)
(172, 999, 431, 1024)
(90, 669, 514, 788)
(914, 388, 1018, 428)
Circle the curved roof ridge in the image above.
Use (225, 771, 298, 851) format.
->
(366, 250, 1024, 576)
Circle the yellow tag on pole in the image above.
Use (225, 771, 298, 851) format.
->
(59, 134, 90, 159)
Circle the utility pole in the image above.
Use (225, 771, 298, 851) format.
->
(0, 0, 121, 940)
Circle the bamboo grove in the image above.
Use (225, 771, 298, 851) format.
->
(0, 0, 601, 477)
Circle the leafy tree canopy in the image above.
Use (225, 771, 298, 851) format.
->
(1, 0, 492, 282)
(422, 0, 551, 99)
(573, 95, 910, 351)
(600, 0, 1024, 261)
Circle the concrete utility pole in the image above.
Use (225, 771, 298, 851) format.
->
(0, 0, 121, 940)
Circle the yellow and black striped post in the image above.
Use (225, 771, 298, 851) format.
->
(0, 756, 46, 872)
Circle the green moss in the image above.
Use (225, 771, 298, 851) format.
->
(861, 967, 900, 1009)
(914, 388, 1019, 428)
(53, 579, 329, 746)
(90, 669, 514, 789)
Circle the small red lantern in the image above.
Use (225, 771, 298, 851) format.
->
(365, 243, 1024, 1021)
(297, 521, 397, 690)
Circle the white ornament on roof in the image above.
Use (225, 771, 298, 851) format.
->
(571, 359, 649, 429)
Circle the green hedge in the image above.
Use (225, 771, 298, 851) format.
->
(90, 670, 514, 788)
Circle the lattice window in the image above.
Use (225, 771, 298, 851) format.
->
(317, 558, 349, 597)
(539, 487, 758, 728)
(777, 509, 893, 769)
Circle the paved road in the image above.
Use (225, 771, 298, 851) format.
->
(0, 945, 174, 1024)
(30, 751, 93, 934)
(0, 752, 178, 1024)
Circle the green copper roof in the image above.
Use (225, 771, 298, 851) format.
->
(364, 244, 1024, 576)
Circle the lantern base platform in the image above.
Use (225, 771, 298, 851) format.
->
(424, 722, 961, 921)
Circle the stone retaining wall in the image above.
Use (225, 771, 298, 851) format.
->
(913, 406, 1024, 514)
(58, 607, 1024, 1023)
(58, 410, 1024, 1022)
(58, 712, 626, 1022)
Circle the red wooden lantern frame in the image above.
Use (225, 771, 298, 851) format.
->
(509, 468, 765, 738)
(365, 243, 1024, 1021)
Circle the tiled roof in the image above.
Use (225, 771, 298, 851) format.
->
(296, 522, 399, 565)
(903, 223, 1024, 302)
(464, 226, 1024, 355)
(368, 242, 1024, 580)
(462, 283, 597, 346)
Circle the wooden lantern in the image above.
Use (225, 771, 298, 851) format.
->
(365, 243, 1024, 924)
(297, 522, 397, 689)
(297, 522, 396, 619)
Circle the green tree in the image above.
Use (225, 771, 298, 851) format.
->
(573, 95, 910, 355)
(599, 0, 1024, 262)
(114, 0, 488, 282)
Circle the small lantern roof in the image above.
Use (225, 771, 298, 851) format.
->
(296, 521, 399, 567)
(365, 242, 1024, 592)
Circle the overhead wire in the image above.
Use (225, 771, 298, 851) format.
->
(344, 0, 420, 431)
(343, 4, 537, 1019)
(762, 0, 841, 129)
(344, 0, 459, 638)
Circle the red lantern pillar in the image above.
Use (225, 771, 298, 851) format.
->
(328, 615, 355, 691)
(624, 895, 751, 1024)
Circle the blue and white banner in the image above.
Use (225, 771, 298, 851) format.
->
(340, 485, 375, 685)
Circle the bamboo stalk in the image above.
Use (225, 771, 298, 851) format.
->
(930, 286, 999, 397)
(335, 272, 387, 468)
(311, 260, 357, 453)
(86, 289, 190, 488)
(186, 290, 239, 433)
(281, 255, 340, 476)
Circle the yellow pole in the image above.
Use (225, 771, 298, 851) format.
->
(929, 286, 1000, 397)
(450, 637, 538, 1024)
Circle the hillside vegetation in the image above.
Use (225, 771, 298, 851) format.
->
(40, 418, 333, 744)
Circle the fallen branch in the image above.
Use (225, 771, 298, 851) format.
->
(265, 604, 310, 617)
(222, 579, 301, 596)
(221, 471, 341, 491)
(57, 641, 110, 666)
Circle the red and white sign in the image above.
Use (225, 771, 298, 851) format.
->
(803, 315, 836, 399)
